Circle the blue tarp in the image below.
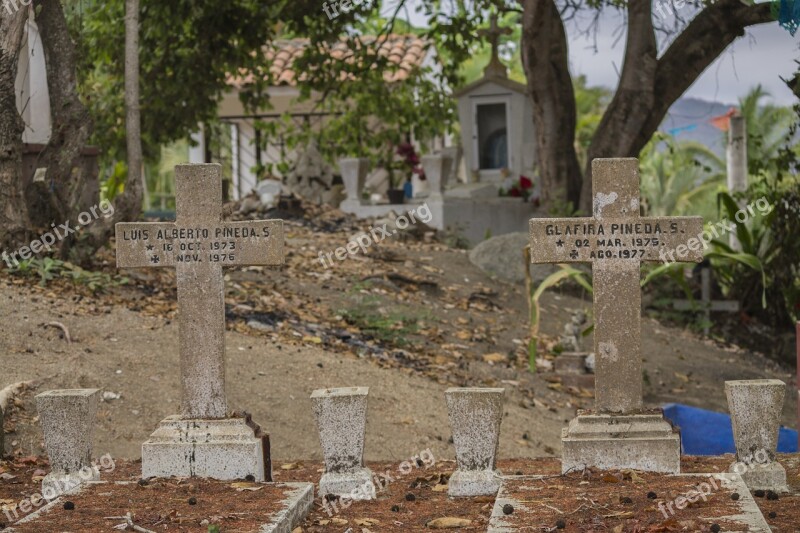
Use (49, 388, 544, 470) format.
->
(663, 403, 798, 456)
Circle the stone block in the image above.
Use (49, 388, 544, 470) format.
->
(559, 374, 596, 389)
(554, 353, 591, 374)
(561, 413, 680, 474)
(422, 154, 449, 201)
(142, 416, 266, 481)
(445, 387, 504, 497)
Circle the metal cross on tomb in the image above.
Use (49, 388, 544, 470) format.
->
(529, 158, 703, 414)
(116, 164, 284, 419)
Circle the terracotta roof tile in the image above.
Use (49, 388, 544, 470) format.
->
(229, 34, 431, 88)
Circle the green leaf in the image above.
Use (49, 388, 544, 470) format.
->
(641, 262, 682, 288)
(706, 250, 767, 308)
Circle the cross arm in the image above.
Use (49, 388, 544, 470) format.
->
(116, 222, 175, 268)
(529, 216, 704, 264)
(115, 220, 284, 269)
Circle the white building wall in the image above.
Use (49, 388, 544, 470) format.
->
(188, 129, 206, 164)
(15, 18, 51, 144)
(236, 120, 258, 198)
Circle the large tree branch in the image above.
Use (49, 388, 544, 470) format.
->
(521, 0, 582, 209)
(582, 0, 656, 211)
(647, 0, 774, 136)
(581, 0, 774, 212)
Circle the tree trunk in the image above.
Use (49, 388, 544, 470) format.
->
(124, 0, 144, 216)
(579, 0, 774, 213)
(76, 0, 143, 263)
(520, 0, 582, 212)
(32, 0, 95, 231)
(0, 4, 31, 250)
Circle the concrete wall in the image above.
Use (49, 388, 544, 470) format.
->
(340, 197, 534, 246)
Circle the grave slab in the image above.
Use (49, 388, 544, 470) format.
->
(116, 164, 284, 480)
(445, 387, 504, 497)
(488, 472, 771, 532)
(339, 157, 369, 212)
(35, 389, 101, 496)
(7, 480, 313, 533)
(530, 158, 702, 473)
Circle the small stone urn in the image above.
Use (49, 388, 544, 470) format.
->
(422, 154, 450, 202)
(725, 379, 788, 492)
(36, 389, 101, 497)
(339, 158, 369, 206)
(445, 387, 504, 497)
(311, 387, 374, 500)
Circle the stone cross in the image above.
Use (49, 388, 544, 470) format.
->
(673, 267, 739, 335)
(530, 158, 703, 413)
(116, 164, 283, 419)
(478, 12, 512, 78)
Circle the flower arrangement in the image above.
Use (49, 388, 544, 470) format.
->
(499, 170, 535, 201)
(395, 142, 425, 181)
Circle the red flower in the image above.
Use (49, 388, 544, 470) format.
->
(509, 187, 521, 197)
(520, 175, 533, 189)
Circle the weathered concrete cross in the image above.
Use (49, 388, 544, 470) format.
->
(116, 164, 284, 419)
(530, 159, 703, 413)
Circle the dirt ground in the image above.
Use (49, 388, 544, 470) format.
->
(0, 277, 569, 462)
(0, 212, 796, 464)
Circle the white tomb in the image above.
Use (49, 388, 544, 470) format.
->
(339, 16, 537, 245)
(453, 15, 536, 188)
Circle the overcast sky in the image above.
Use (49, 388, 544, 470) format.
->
(391, 2, 799, 106)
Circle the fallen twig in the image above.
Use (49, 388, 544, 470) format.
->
(44, 322, 72, 343)
(542, 503, 564, 514)
(106, 513, 155, 532)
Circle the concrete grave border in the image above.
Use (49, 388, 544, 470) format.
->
(487, 472, 770, 533)
(7, 480, 314, 533)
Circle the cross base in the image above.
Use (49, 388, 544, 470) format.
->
(42, 470, 99, 499)
(561, 413, 680, 474)
(448, 469, 503, 497)
(142, 416, 268, 481)
(319, 468, 376, 500)
(729, 461, 789, 493)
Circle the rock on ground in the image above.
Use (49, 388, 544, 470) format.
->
(469, 232, 560, 285)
